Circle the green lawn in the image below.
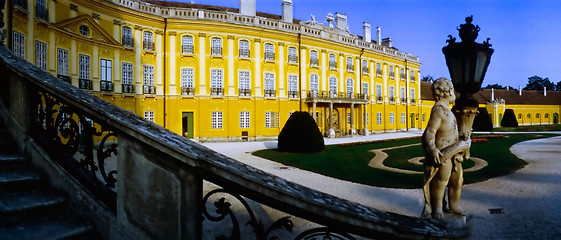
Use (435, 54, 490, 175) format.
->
(252, 133, 557, 189)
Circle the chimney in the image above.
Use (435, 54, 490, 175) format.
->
(519, 86, 522, 96)
(335, 12, 348, 30)
(363, 22, 371, 43)
(281, 0, 293, 23)
(377, 27, 381, 45)
(382, 37, 392, 48)
(544, 86, 547, 96)
(491, 88, 494, 101)
(240, 0, 256, 16)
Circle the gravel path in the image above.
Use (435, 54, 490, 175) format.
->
(201, 132, 561, 239)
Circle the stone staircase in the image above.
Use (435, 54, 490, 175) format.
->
(0, 125, 97, 239)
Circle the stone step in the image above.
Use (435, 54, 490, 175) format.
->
(0, 168, 41, 186)
(0, 190, 66, 215)
(0, 212, 95, 240)
(0, 154, 26, 164)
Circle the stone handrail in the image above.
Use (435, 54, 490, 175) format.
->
(0, 46, 467, 239)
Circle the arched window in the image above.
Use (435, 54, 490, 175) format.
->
(143, 31, 154, 51)
(376, 63, 382, 76)
(122, 27, 133, 47)
(288, 47, 297, 63)
(518, 114, 522, 119)
(329, 54, 337, 69)
(310, 50, 319, 66)
(346, 78, 354, 98)
(536, 113, 540, 118)
(545, 113, 549, 118)
(264, 43, 275, 60)
(527, 114, 531, 119)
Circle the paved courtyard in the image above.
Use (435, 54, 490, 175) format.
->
(201, 132, 561, 239)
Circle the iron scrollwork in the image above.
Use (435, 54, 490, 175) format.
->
(203, 188, 355, 240)
(34, 91, 118, 209)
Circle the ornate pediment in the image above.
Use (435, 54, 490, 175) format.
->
(53, 15, 120, 46)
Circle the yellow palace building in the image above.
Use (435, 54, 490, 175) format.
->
(5, 0, 425, 141)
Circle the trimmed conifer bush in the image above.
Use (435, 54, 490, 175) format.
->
(278, 111, 325, 153)
(473, 107, 493, 131)
(501, 109, 518, 127)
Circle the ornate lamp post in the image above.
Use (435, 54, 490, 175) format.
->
(443, 16, 494, 140)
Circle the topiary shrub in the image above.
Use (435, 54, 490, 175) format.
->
(501, 109, 518, 127)
(278, 111, 325, 153)
(472, 107, 493, 131)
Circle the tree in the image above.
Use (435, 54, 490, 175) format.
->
(484, 83, 505, 89)
(556, 81, 561, 91)
(421, 75, 434, 83)
(278, 111, 325, 153)
(472, 107, 493, 131)
(501, 109, 518, 127)
(524, 75, 555, 91)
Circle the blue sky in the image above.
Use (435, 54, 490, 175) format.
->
(172, 0, 561, 88)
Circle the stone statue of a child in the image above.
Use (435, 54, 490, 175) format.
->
(421, 78, 470, 220)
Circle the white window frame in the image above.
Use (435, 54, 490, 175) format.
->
(265, 112, 280, 128)
(329, 54, 337, 69)
(362, 60, 369, 74)
(239, 70, 251, 95)
(310, 50, 318, 66)
(100, 59, 112, 82)
(264, 43, 275, 61)
(346, 78, 354, 97)
(410, 70, 416, 81)
(57, 48, 69, 76)
(143, 65, 155, 86)
(376, 112, 382, 125)
(211, 37, 222, 56)
(309, 73, 319, 96)
(211, 111, 223, 129)
(401, 113, 406, 124)
(329, 76, 338, 97)
(144, 111, 154, 122)
(376, 63, 382, 76)
(122, 26, 133, 47)
(79, 54, 91, 80)
(410, 88, 416, 103)
(122, 63, 133, 85)
(35, 40, 47, 71)
(346, 57, 354, 71)
(182, 35, 194, 54)
(239, 39, 250, 58)
(143, 31, 154, 51)
(264, 72, 275, 96)
(288, 47, 297, 63)
(389, 86, 395, 102)
(13, 31, 25, 59)
(211, 69, 224, 95)
(288, 74, 298, 97)
(389, 66, 395, 79)
(400, 87, 406, 103)
(376, 84, 382, 101)
(240, 111, 250, 129)
(400, 68, 406, 80)
(389, 112, 395, 124)
(181, 68, 195, 88)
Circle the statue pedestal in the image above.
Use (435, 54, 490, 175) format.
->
(429, 213, 470, 230)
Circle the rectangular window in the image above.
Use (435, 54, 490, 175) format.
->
(35, 41, 47, 71)
(400, 87, 406, 103)
(362, 83, 368, 99)
(12, 31, 25, 59)
(346, 78, 354, 98)
(377, 112, 382, 125)
(264, 43, 275, 61)
(239, 70, 251, 96)
(122, 62, 134, 93)
(122, 27, 133, 47)
(347, 113, 351, 126)
(211, 69, 224, 95)
(400, 68, 406, 80)
(143, 31, 154, 51)
(376, 84, 382, 102)
(36, 0, 47, 20)
(329, 77, 338, 97)
(389, 112, 395, 124)
(239, 40, 250, 58)
(389, 66, 395, 79)
(346, 57, 354, 71)
(100, 59, 113, 91)
(376, 63, 382, 76)
(79, 54, 91, 80)
(389, 86, 395, 102)
(264, 72, 275, 97)
(57, 48, 69, 82)
(288, 47, 297, 63)
(212, 111, 223, 129)
(329, 54, 337, 69)
(410, 70, 416, 81)
(240, 111, 250, 129)
(410, 88, 416, 103)
(265, 112, 280, 128)
(211, 37, 222, 56)
(144, 111, 154, 122)
(309, 74, 319, 96)
(401, 113, 406, 124)
(181, 68, 195, 95)
(288, 75, 298, 98)
(143, 65, 155, 94)
(362, 60, 368, 74)
(182, 35, 194, 54)
(310, 50, 318, 66)
(14, 0, 26, 8)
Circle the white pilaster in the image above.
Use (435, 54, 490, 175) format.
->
(338, 53, 344, 95)
(278, 43, 285, 97)
(114, 50, 121, 93)
(48, 31, 55, 74)
(253, 38, 261, 96)
(198, 33, 207, 95)
(156, 31, 163, 95)
(321, 50, 327, 92)
(228, 35, 235, 96)
(169, 32, 177, 95)
(300, 47, 307, 93)
(92, 45, 99, 91)
(26, 0, 34, 62)
(134, 26, 142, 94)
(70, 39, 77, 85)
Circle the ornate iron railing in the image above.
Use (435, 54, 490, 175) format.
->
(0, 42, 469, 239)
(122, 83, 134, 93)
